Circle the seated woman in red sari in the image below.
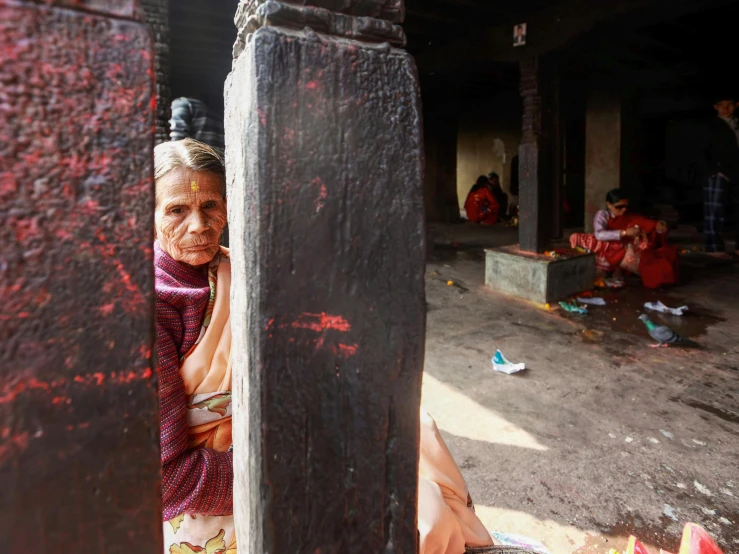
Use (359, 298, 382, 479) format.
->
(464, 176, 499, 225)
(570, 189, 679, 288)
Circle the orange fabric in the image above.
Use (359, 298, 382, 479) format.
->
(464, 187, 499, 225)
(180, 250, 232, 396)
(179, 248, 233, 455)
(419, 410, 494, 554)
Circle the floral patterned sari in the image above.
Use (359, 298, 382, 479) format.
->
(164, 247, 236, 554)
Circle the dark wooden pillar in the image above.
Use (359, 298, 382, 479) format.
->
(0, 1, 161, 551)
(142, 0, 171, 144)
(518, 58, 552, 253)
(226, 1, 426, 552)
(551, 78, 564, 240)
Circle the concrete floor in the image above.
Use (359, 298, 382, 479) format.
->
(422, 224, 738, 554)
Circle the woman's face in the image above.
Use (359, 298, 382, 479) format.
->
(607, 199, 629, 217)
(155, 168, 227, 268)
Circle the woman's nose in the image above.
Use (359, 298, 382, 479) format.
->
(187, 210, 208, 233)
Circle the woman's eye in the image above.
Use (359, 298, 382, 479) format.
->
(170, 207, 184, 215)
(204, 202, 217, 210)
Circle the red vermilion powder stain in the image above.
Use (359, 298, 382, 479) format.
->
(337, 344, 358, 357)
(291, 312, 351, 333)
(0, 431, 30, 462)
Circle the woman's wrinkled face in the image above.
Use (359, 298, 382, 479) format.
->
(155, 168, 227, 268)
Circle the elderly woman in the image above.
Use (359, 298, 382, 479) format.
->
(155, 139, 235, 552)
(154, 139, 517, 554)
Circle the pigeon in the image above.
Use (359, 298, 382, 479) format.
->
(638, 314, 698, 348)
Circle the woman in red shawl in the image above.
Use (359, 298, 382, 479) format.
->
(570, 189, 679, 288)
(464, 176, 499, 225)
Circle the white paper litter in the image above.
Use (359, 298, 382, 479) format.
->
(644, 301, 688, 316)
(577, 297, 606, 306)
(492, 350, 526, 375)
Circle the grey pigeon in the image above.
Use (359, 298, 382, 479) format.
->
(638, 314, 698, 348)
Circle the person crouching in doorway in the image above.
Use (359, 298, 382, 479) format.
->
(464, 176, 499, 225)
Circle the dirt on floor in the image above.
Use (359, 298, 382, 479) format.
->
(422, 224, 739, 554)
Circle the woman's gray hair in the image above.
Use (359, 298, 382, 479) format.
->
(154, 138, 225, 202)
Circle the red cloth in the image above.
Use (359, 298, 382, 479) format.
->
(570, 232, 627, 272)
(570, 214, 679, 288)
(155, 242, 234, 521)
(608, 214, 679, 288)
(464, 186, 499, 225)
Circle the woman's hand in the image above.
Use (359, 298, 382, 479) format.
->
(656, 221, 668, 234)
(623, 226, 640, 239)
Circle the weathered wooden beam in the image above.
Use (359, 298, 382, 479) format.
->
(551, 77, 564, 240)
(0, 1, 161, 552)
(226, 0, 426, 552)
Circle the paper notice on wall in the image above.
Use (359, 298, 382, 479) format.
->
(513, 23, 527, 47)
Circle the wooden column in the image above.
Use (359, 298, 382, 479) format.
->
(226, 1, 426, 552)
(551, 78, 564, 240)
(0, 0, 161, 552)
(518, 58, 552, 253)
(142, 0, 171, 144)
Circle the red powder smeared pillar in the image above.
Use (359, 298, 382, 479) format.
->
(0, 1, 161, 551)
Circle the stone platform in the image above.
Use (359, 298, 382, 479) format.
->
(485, 245, 595, 304)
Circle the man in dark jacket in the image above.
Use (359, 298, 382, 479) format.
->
(701, 95, 739, 256)
(169, 97, 225, 151)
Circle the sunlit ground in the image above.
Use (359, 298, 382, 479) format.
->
(422, 374, 665, 554)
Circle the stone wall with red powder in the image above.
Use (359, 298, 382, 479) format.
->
(0, 1, 162, 550)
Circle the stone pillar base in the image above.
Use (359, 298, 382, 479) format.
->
(485, 246, 595, 304)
